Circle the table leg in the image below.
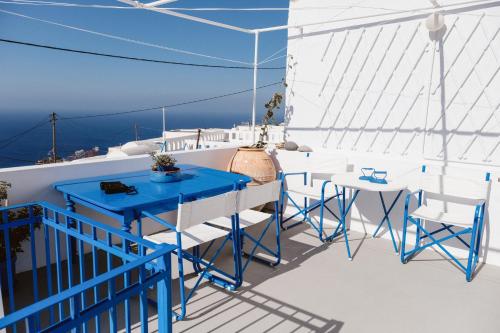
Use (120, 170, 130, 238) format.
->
(372, 191, 403, 253)
(335, 186, 360, 260)
(63, 194, 78, 261)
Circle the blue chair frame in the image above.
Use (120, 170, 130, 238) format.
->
(400, 166, 490, 282)
(239, 199, 281, 272)
(143, 187, 243, 321)
(280, 172, 342, 242)
(0, 202, 173, 333)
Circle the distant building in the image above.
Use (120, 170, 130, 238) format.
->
(229, 124, 284, 146)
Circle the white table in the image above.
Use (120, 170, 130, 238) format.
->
(331, 173, 408, 260)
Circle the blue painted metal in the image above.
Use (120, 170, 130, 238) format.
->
(400, 168, 489, 282)
(334, 185, 403, 260)
(240, 199, 281, 273)
(372, 190, 403, 253)
(54, 164, 251, 236)
(142, 185, 244, 321)
(280, 172, 341, 242)
(0, 202, 174, 332)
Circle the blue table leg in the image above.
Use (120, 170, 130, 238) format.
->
(372, 191, 402, 253)
(335, 186, 360, 260)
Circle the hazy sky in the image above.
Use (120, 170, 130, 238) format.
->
(0, 0, 289, 116)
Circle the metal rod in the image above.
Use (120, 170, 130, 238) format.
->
(162, 106, 166, 140)
(50, 112, 57, 163)
(252, 32, 259, 145)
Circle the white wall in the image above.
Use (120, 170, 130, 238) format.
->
(284, 0, 500, 266)
(0, 147, 237, 272)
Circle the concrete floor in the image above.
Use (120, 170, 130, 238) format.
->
(9, 222, 500, 333)
(150, 223, 500, 333)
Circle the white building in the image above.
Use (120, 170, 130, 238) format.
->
(282, 0, 500, 267)
(229, 124, 285, 146)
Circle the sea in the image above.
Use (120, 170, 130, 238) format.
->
(0, 110, 268, 169)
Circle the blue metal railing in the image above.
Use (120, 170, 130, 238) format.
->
(0, 201, 173, 333)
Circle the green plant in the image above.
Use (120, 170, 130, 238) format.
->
(253, 93, 283, 149)
(150, 153, 178, 172)
(0, 205, 42, 262)
(0, 181, 11, 201)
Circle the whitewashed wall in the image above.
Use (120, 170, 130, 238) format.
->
(284, 0, 500, 266)
(0, 147, 237, 272)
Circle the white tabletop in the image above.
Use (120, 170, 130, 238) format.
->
(331, 173, 408, 192)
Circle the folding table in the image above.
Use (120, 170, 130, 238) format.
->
(53, 164, 251, 289)
(331, 173, 407, 260)
(53, 164, 251, 236)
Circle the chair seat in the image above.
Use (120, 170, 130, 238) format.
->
(286, 184, 337, 200)
(207, 209, 272, 229)
(144, 224, 229, 250)
(410, 205, 474, 228)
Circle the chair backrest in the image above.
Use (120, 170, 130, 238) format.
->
(419, 173, 490, 202)
(237, 180, 281, 212)
(306, 154, 348, 185)
(177, 191, 237, 231)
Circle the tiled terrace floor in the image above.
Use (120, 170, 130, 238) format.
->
(148, 223, 500, 333)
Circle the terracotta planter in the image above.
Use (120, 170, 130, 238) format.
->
(227, 147, 277, 187)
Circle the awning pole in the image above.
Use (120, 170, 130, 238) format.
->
(252, 31, 259, 145)
(162, 106, 166, 139)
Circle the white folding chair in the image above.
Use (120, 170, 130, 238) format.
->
(401, 166, 490, 281)
(143, 190, 239, 320)
(207, 180, 282, 274)
(280, 154, 347, 241)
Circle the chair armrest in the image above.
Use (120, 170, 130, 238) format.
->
(280, 171, 307, 185)
(404, 189, 423, 212)
(281, 171, 307, 178)
(321, 180, 332, 197)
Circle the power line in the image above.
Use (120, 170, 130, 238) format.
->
(0, 117, 49, 149)
(0, 8, 252, 65)
(0, 38, 285, 70)
(0, 154, 37, 163)
(59, 81, 283, 120)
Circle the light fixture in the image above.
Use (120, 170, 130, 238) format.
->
(425, 12, 445, 32)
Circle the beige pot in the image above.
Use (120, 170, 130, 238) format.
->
(227, 147, 277, 186)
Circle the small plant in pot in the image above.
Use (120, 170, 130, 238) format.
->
(150, 153, 181, 183)
(0, 181, 11, 207)
(0, 183, 41, 293)
(227, 93, 283, 194)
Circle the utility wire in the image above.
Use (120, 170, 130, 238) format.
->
(0, 38, 285, 70)
(0, 8, 252, 65)
(0, 117, 49, 149)
(0, 154, 37, 163)
(59, 81, 283, 120)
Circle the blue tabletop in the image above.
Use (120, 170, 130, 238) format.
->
(53, 164, 252, 213)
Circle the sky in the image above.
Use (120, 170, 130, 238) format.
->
(0, 0, 290, 118)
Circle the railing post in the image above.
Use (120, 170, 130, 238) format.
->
(157, 251, 172, 333)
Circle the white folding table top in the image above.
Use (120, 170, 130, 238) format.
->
(331, 173, 408, 192)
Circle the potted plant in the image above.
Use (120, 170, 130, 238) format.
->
(150, 153, 181, 183)
(0, 183, 41, 293)
(228, 93, 283, 186)
(0, 181, 11, 207)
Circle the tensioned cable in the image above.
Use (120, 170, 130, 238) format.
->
(0, 38, 285, 69)
(59, 81, 283, 120)
(259, 45, 288, 65)
(0, 8, 252, 65)
(1, 0, 398, 11)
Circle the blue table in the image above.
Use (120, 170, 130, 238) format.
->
(53, 164, 252, 235)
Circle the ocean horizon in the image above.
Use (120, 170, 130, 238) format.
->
(0, 109, 275, 168)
